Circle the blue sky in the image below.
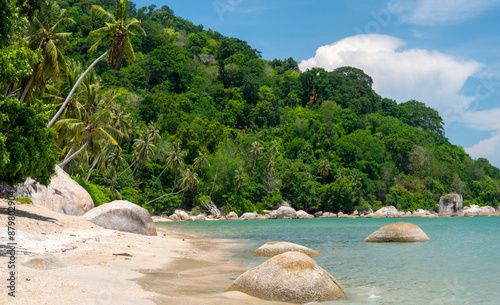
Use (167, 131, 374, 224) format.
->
(133, 0, 500, 167)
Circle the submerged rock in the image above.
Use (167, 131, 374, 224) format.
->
(225, 252, 346, 303)
(15, 165, 93, 216)
(364, 222, 430, 243)
(439, 193, 463, 214)
(84, 200, 157, 236)
(252, 241, 322, 258)
(22, 254, 67, 270)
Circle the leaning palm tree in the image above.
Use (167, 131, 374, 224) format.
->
(47, 0, 145, 127)
(19, 0, 74, 104)
(55, 104, 122, 168)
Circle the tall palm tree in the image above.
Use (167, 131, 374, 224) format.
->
(165, 142, 186, 186)
(193, 147, 210, 172)
(121, 133, 156, 183)
(55, 100, 122, 167)
(250, 140, 264, 170)
(47, 0, 145, 128)
(317, 159, 331, 178)
(234, 168, 247, 197)
(179, 167, 199, 201)
(19, 0, 74, 104)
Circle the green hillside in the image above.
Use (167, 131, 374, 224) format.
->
(2, 0, 500, 214)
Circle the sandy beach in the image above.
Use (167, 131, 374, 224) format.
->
(0, 200, 291, 305)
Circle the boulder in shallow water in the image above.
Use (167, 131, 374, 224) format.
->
(15, 165, 93, 216)
(84, 200, 157, 236)
(364, 222, 430, 242)
(252, 241, 322, 258)
(225, 251, 346, 303)
(22, 254, 67, 270)
(439, 193, 463, 214)
(320, 212, 337, 218)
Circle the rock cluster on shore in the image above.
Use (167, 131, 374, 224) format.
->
(154, 193, 500, 222)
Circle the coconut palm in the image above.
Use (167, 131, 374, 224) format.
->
(55, 104, 122, 168)
(193, 147, 210, 172)
(317, 159, 331, 178)
(121, 133, 156, 183)
(19, 0, 74, 104)
(250, 140, 264, 170)
(47, 0, 145, 128)
(234, 168, 247, 197)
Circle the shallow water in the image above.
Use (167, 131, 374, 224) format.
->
(159, 217, 500, 304)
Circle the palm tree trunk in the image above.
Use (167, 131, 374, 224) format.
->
(19, 74, 34, 103)
(118, 159, 136, 177)
(47, 48, 111, 128)
(59, 139, 90, 167)
(85, 156, 100, 181)
(145, 188, 185, 205)
(209, 168, 219, 197)
(62, 143, 76, 164)
(147, 165, 169, 196)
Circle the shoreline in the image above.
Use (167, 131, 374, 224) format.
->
(0, 200, 289, 304)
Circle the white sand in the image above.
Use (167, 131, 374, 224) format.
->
(0, 200, 291, 304)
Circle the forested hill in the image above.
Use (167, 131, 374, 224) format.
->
(2, 0, 500, 215)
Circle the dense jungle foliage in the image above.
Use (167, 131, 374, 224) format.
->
(2, 0, 500, 214)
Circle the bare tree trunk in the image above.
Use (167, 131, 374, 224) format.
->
(47, 48, 111, 128)
(85, 156, 101, 181)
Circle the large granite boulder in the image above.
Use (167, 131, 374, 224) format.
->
(226, 211, 239, 220)
(276, 206, 297, 219)
(374, 206, 399, 217)
(295, 210, 314, 219)
(252, 241, 322, 258)
(439, 193, 463, 214)
(320, 212, 337, 218)
(240, 212, 258, 220)
(173, 209, 192, 221)
(463, 205, 495, 216)
(15, 165, 93, 216)
(225, 252, 346, 303)
(83, 200, 157, 236)
(364, 222, 430, 242)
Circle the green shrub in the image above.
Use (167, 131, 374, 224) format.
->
(15, 196, 32, 204)
(72, 176, 113, 207)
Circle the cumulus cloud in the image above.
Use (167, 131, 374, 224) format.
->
(399, 0, 500, 26)
(298, 34, 482, 123)
(465, 132, 500, 165)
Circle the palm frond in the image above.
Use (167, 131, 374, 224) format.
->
(92, 5, 116, 24)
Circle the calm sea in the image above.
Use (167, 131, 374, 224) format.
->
(159, 217, 500, 304)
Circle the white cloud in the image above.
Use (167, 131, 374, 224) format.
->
(400, 0, 500, 26)
(298, 34, 482, 123)
(465, 131, 500, 164)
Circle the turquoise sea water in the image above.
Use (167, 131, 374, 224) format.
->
(159, 217, 500, 304)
